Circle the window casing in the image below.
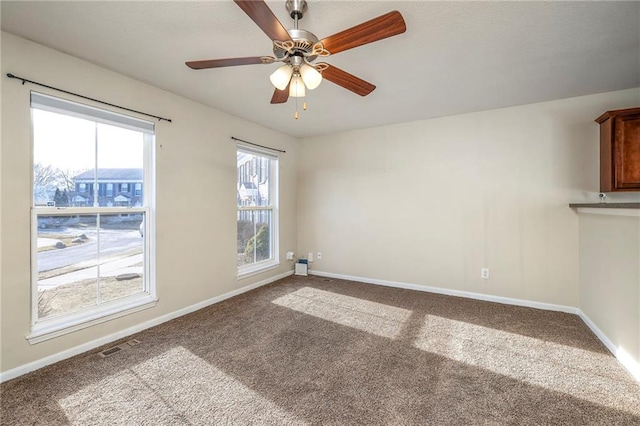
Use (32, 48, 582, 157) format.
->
(29, 92, 156, 343)
(237, 144, 278, 277)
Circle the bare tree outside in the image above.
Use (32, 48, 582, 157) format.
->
(58, 168, 79, 192)
(33, 162, 84, 205)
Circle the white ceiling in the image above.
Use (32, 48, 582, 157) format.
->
(1, 1, 638, 138)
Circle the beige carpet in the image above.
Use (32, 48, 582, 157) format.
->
(2, 275, 639, 425)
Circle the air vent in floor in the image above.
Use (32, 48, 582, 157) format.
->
(97, 338, 142, 358)
(98, 346, 123, 358)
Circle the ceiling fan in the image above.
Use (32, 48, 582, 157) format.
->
(186, 0, 406, 118)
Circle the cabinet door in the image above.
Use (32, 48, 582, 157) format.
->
(614, 113, 640, 190)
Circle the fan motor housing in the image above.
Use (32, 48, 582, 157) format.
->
(273, 28, 319, 61)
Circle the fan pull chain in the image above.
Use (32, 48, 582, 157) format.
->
(294, 97, 299, 120)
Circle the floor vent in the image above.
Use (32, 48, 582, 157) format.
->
(98, 346, 123, 358)
(98, 339, 142, 358)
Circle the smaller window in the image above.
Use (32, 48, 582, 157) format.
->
(79, 183, 87, 192)
(106, 183, 114, 196)
(237, 146, 278, 277)
(135, 183, 142, 196)
(121, 183, 129, 192)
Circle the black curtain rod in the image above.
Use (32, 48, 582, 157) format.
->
(232, 136, 286, 153)
(6, 73, 172, 123)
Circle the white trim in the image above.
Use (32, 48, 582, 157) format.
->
(309, 269, 640, 382)
(238, 206, 275, 212)
(31, 91, 154, 134)
(2, 270, 293, 383)
(237, 142, 279, 159)
(33, 207, 147, 215)
(576, 207, 640, 217)
(577, 309, 640, 382)
(237, 261, 281, 279)
(309, 270, 577, 313)
(27, 296, 157, 344)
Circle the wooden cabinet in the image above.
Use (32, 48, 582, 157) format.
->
(596, 107, 640, 192)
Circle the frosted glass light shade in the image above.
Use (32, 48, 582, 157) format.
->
(289, 75, 306, 97)
(270, 65, 293, 90)
(300, 64, 322, 90)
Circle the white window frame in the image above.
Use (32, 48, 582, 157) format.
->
(237, 143, 279, 278)
(28, 92, 156, 344)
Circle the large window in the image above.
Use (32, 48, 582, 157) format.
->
(30, 92, 155, 343)
(237, 145, 278, 276)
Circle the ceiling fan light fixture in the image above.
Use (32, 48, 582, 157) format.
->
(289, 74, 306, 97)
(300, 64, 322, 90)
(270, 65, 293, 90)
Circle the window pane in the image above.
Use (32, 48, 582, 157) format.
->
(237, 209, 272, 267)
(97, 123, 144, 208)
(37, 214, 98, 319)
(36, 213, 146, 320)
(33, 110, 96, 207)
(98, 214, 145, 303)
(237, 151, 270, 207)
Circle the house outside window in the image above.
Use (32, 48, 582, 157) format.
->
(74, 169, 142, 207)
(30, 92, 156, 343)
(237, 144, 278, 276)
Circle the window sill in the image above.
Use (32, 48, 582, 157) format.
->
(27, 294, 157, 345)
(237, 261, 280, 280)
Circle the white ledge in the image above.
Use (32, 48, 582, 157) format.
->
(576, 207, 640, 217)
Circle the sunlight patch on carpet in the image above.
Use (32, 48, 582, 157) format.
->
(272, 287, 412, 339)
(414, 315, 640, 413)
(59, 346, 305, 425)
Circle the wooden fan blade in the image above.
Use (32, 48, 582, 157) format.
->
(320, 11, 406, 55)
(234, 0, 291, 42)
(270, 83, 290, 104)
(322, 65, 376, 96)
(186, 57, 265, 69)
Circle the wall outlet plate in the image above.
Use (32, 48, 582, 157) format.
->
(481, 268, 490, 279)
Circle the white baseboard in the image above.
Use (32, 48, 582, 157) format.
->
(577, 309, 640, 382)
(310, 269, 639, 382)
(309, 270, 578, 313)
(0, 270, 293, 383)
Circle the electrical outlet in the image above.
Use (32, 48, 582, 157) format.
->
(317, 252, 322, 260)
(481, 268, 490, 279)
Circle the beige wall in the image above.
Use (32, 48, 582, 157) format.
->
(1, 32, 298, 373)
(298, 89, 640, 307)
(578, 212, 640, 372)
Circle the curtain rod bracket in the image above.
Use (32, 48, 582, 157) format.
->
(6, 72, 172, 123)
